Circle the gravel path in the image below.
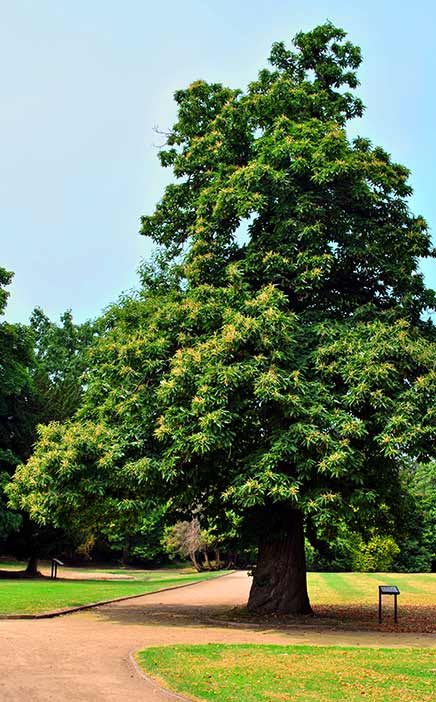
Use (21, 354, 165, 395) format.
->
(1, 572, 435, 701)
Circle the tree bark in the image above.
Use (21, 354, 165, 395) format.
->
(121, 536, 131, 567)
(247, 506, 312, 615)
(189, 550, 202, 572)
(25, 555, 39, 576)
(202, 549, 211, 570)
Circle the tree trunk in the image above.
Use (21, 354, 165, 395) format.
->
(189, 550, 202, 572)
(226, 551, 236, 569)
(202, 549, 211, 570)
(25, 555, 39, 576)
(121, 537, 131, 567)
(247, 506, 312, 615)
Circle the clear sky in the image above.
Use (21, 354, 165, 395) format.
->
(2, 0, 436, 324)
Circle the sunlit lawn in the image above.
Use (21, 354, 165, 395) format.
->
(305, 573, 436, 631)
(0, 564, 224, 615)
(307, 572, 436, 607)
(137, 643, 436, 702)
(215, 572, 436, 633)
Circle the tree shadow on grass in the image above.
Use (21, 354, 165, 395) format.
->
(92, 601, 242, 628)
(91, 599, 436, 635)
(0, 569, 43, 579)
(217, 603, 436, 634)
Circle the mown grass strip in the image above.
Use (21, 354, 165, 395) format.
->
(364, 572, 425, 595)
(0, 571, 223, 615)
(308, 572, 370, 602)
(137, 643, 436, 702)
(307, 572, 436, 605)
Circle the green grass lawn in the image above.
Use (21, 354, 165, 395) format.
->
(307, 572, 436, 607)
(207, 572, 435, 633)
(1, 567, 435, 621)
(137, 643, 436, 702)
(0, 560, 24, 570)
(0, 568, 224, 615)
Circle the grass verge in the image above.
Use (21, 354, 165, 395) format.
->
(137, 643, 436, 702)
(0, 569, 225, 615)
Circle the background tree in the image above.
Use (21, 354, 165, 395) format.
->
(394, 461, 436, 572)
(123, 505, 168, 566)
(412, 463, 436, 570)
(9, 24, 436, 611)
(30, 306, 97, 424)
(0, 267, 34, 547)
(163, 518, 205, 571)
(7, 291, 178, 557)
(22, 308, 99, 573)
(1, 297, 98, 572)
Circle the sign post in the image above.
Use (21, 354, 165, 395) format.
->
(378, 585, 400, 623)
(50, 558, 64, 580)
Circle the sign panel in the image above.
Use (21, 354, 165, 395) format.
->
(379, 586, 400, 595)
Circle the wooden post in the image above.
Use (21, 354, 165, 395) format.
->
(378, 588, 382, 623)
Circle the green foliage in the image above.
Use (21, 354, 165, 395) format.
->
(412, 463, 436, 567)
(8, 420, 135, 530)
(141, 23, 433, 319)
(0, 266, 34, 542)
(304, 538, 316, 570)
(30, 307, 98, 424)
(0, 263, 100, 553)
(0, 271, 35, 465)
(393, 461, 436, 572)
(351, 532, 400, 572)
(106, 505, 168, 565)
(138, 22, 436, 549)
(0, 471, 21, 540)
(0, 267, 13, 315)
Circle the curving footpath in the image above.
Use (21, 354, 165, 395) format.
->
(0, 571, 435, 702)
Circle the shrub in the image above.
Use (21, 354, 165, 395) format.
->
(352, 533, 400, 572)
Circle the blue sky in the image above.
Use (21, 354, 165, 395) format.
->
(2, 0, 436, 324)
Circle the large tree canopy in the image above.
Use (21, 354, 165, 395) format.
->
(8, 23, 436, 612)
